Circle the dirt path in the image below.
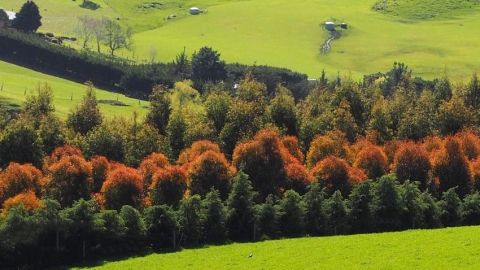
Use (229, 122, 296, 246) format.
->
(320, 30, 341, 54)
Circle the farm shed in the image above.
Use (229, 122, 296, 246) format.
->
(0, 9, 15, 28)
(6, 10, 16, 20)
(190, 7, 200, 15)
(0, 8, 15, 20)
(325, 21, 335, 31)
(307, 78, 318, 86)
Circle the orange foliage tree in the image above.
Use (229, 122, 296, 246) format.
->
(187, 150, 234, 200)
(177, 140, 221, 165)
(284, 163, 314, 194)
(101, 164, 143, 211)
(2, 191, 42, 213)
(138, 152, 171, 193)
(311, 156, 365, 196)
(456, 129, 480, 161)
(394, 141, 432, 189)
(353, 143, 389, 179)
(42, 149, 93, 207)
(306, 131, 349, 169)
(432, 136, 472, 198)
(43, 145, 84, 168)
(282, 136, 304, 164)
(0, 162, 43, 204)
(149, 165, 187, 207)
(232, 128, 287, 199)
(382, 139, 401, 165)
(470, 157, 480, 191)
(91, 155, 109, 193)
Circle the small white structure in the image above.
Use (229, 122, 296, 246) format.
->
(325, 21, 335, 31)
(0, 9, 15, 28)
(189, 7, 200, 15)
(6, 11, 16, 20)
(307, 78, 318, 86)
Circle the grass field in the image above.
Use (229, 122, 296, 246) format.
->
(71, 226, 480, 270)
(132, 0, 480, 80)
(0, 61, 149, 120)
(1, 0, 479, 79)
(374, 0, 480, 20)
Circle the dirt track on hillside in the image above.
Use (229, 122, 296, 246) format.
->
(321, 30, 341, 54)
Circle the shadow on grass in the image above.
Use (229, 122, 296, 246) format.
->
(80, 0, 101, 10)
(55, 248, 157, 270)
(55, 248, 188, 270)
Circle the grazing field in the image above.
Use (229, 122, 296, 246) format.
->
(72, 226, 480, 270)
(373, 0, 480, 20)
(1, 0, 479, 79)
(0, 61, 149, 119)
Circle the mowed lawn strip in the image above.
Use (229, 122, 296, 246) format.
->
(72, 226, 480, 270)
(0, 61, 149, 120)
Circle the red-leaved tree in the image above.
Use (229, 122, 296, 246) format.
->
(284, 163, 314, 194)
(394, 141, 432, 189)
(432, 136, 472, 198)
(138, 152, 171, 193)
(232, 128, 286, 199)
(2, 191, 42, 213)
(0, 162, 43, 204)
(149, 165, 187, 207)
(311, 156, 363, 196)
(282, 136, 304, 164)
(42, 150, 93, 207)
(187, 150, 234, 200)
(456, 129, 480, 161)
(353, 142, 389, 179)
(91, 155, 109, 193)
(306, 131, 349, 169)
(177, 140, 222, 165)
(101, 164, 143, 211)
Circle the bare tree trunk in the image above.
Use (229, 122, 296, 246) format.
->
(173, 231, 176, 249)
(56, 229, 59, 251)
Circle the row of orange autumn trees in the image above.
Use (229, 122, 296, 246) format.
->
(1, 127, 480, 212)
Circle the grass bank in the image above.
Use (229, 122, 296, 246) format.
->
(72, 226, 480, 270)
(0, 61, 149, 120)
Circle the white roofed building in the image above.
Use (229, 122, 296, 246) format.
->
(0, 8, 15, 28)
(6, 10, 16, 20)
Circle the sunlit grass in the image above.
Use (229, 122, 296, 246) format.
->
(132, 0, 480, 80)
(72, 226, 480, 270)
(1, 0, 479, 80)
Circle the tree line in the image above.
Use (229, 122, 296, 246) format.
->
(0, 27, 309, 100)
(1, 160, 479, 269)
(2, 67, 480, 267)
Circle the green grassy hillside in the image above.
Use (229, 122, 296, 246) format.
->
(1, 0, 479, 79)
(0, 61, 149, 119)
(373, 0, 480, 20)
(133, 0, 480, 80)
(73, 226, 480, 270)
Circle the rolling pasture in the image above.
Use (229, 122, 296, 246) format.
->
(1, 0, 479, 80)
(0, 61, 149, 119)
(72, 226, 480, 270)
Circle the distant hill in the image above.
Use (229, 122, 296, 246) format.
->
(0, 0, 479, 79)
